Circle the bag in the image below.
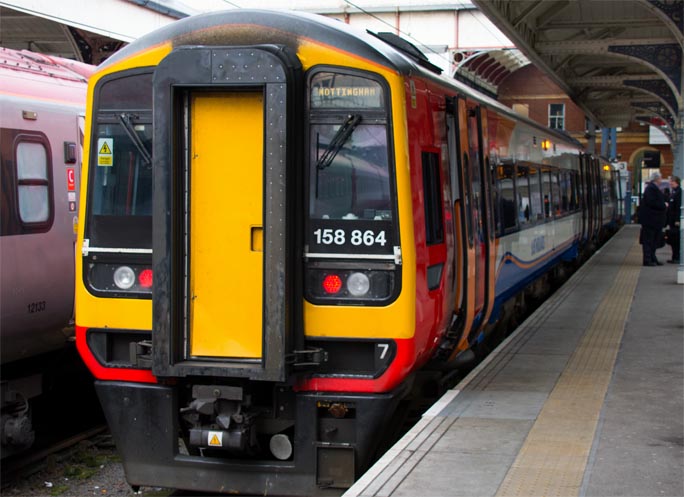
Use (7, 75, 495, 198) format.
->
(657, 229, 666, 248)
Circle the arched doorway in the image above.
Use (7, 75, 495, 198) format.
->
(629, 147, 660, 198)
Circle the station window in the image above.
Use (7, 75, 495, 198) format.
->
(549, 103, 565, 130)
(16, 140, 51, 224)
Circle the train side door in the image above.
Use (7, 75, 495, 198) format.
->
(443, 99, 493, 352)
(613, 170, 623, 221)
(588, 156, 599, 241)
(445, 96, 475, 350)
(466, 104, 489, 324)
(594, 158, 603, 237)
(580, 154, 591, 243)
(478, 109, 497, 330)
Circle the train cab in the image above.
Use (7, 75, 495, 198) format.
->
(75, 10, 621, 496)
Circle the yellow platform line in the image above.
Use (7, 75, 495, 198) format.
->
(495, 238, 642, 497)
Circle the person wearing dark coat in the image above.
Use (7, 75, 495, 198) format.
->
(639, 171, 667, 266)
(666, 176, 681, 263)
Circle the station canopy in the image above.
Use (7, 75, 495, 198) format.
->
(453, 48, 530, 99)
(3, 0, 681, 142)
(472, 0, 683, 141)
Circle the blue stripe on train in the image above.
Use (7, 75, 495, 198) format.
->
(488, 241, 580, 324)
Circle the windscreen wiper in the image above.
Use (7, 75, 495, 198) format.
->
(117, 112, 152, 166)
(316, 114, 362, 170)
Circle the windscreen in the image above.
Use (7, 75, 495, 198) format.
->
(86, 72, 153, 249)
(307, 71, 395, 255)
(310, 123, 391, 221)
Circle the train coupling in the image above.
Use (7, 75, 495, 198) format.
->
(180, 384, 257, 454)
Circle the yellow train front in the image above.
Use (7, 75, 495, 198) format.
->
(75, 10, 456, 495)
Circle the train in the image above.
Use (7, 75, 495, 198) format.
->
(1, 47, 95, 456)
(74, 10, 624, 495)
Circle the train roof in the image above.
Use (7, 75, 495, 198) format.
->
(101, 10, 416, 71)
(101, 9, 581, 149)
(0, 47, 94, 106)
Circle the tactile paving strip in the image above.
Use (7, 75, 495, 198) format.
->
(495, 239, 642, 497)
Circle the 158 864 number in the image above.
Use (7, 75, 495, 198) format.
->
(313, 228, 387, 247)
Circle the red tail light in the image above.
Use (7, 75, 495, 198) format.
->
(322, 274, 342, 294)
(139, 269, 153, 288)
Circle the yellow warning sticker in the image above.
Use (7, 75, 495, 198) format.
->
(208, 431, 222, 447)
(97, 138, 113, 166)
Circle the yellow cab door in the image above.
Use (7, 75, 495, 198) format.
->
(152, 46, 299, 381)
(188, 91, 264, 359)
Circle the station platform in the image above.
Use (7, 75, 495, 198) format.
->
(345, 225, 684, 497)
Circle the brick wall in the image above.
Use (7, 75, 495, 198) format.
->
(496, 65, 676, 189)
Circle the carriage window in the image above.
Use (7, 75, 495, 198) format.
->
(602, 175, 613, 205)
(551, 171, 561, 215)
(560, 172, 570, 212)
(528, 167, 543, 221)
(609, 175, 618, 203)
(569, 172, 579, 210)
(497, 163, 516, 230)
(541, 168, 552, 218)
(516, 166, 531, 225)
(577, 169, 586, 210)
(422, 152, 444, 245)
(16, 141, 50, 224)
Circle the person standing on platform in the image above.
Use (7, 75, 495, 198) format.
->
(639, 171, 667, 266)
(667, 176, 681, 264)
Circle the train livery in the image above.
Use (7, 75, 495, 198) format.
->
(1, 47, 94, 455)
(75, 11, 623, 495)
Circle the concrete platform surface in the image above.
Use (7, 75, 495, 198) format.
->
(345, 225, 684, 497)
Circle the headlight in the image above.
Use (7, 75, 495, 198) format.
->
(113, 266, 136, 290)
(347, 272, 370, 296)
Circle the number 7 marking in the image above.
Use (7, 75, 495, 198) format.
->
(377, 343, 389, 360)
